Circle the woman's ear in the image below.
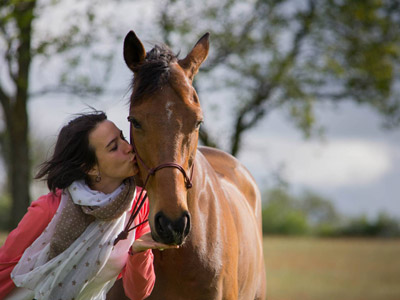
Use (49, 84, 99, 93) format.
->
(87, 165, 99, 177)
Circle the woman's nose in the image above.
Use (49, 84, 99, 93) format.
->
(124, 142, 133, 153)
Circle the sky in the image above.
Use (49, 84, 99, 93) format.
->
(2, 0, 399, 220)
(240, 101, 400, 218)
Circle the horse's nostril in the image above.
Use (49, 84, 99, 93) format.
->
(155, 212, 165, 233)
(182, 211, 191, 236)
(154, 211, 191, 245)
(184, 211, 190, 236)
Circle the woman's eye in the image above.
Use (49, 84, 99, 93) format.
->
(110, 145, 117, 152)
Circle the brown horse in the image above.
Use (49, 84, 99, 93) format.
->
(117, 31, 266, 300)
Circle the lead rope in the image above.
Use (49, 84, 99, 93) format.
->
(113, 187, 148, 246)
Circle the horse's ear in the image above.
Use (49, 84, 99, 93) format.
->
(124, 31, 146, 72)
(178, 33, 210, 81)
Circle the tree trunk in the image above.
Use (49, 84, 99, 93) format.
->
(8, 103, 30, 229)
(6, 0, 35, 229)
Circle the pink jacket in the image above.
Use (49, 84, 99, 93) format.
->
(0, 188, 154, 300)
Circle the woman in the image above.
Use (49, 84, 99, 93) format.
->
(0, 111, 176, 300)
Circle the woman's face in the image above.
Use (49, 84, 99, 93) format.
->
(88, 120, 137, 191)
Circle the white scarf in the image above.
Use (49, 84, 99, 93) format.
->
(10, 181, 136, 300)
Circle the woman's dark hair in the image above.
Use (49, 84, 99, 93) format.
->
(35, 111, 107, 192)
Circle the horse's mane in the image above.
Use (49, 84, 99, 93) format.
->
(131, 44, 178, 102)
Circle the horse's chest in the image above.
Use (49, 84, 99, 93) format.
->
(149, 280, 220, 300)
(150, 251, 222, 300)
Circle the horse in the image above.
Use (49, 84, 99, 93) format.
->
(112, 30, 266, 300)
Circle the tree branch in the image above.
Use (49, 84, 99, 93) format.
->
(0, 15, 18, 84)
(203, 12, 258, 73)
(5, 40, 17, 84)
(229, 0, 316, 156)
(0, 84, 11, 116)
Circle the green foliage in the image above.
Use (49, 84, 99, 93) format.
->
(314, 0, 400, 126)
(262, 187, 310, 235)
(298, 190, 339, 226)
(261, 186, 400, 237)
(262, 185, 344, 236)
(339, 213, 400, 237)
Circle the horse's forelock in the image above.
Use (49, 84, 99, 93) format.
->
(130, 44, 179, 103)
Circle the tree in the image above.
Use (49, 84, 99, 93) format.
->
(261, 185, 340, 235)
(0, 0, 116, 228)
(261, 187, 310, 235)
(298, 190, 339, 226)
(339, 212, 400, 237)
(0, 0, 36, 229)
(155, 0, 400, 155)
(309, 0, 400, 126)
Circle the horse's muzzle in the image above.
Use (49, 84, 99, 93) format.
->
(154, 211, 191, 245)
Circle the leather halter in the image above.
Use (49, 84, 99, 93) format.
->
(113, 115, 195, 246)
(128, 117, 195, 190)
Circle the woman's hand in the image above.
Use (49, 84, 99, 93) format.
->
(131, 232, 179, 253)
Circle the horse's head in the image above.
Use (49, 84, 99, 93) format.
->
(124, 31, 209, 245)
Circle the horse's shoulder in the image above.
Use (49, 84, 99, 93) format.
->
(198, 146, 261, 212)
(198, 146, 242, 179)
(198, 146, 253, 179)
(198, 146, 238, 167)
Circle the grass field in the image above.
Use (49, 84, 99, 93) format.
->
(264, 236, 400, 300)
(1, 233, 399, 299)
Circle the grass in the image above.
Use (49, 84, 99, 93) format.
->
(264, 236, 400, 300)
(1, 233, 399, 299)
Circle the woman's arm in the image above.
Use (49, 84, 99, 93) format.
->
(122, 189, 154, 300)
(0, 191, 61, 298)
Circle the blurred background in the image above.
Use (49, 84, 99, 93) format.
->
(1, 0, 400, 299)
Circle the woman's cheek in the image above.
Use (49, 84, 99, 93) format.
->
(132, 163, 139, 176)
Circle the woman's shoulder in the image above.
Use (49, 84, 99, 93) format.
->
(32, 189, 62, 215)
(35, 189, 62, 204)
(0, 190, 63, 264)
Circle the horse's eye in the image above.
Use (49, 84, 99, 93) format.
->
(127, 116, 142, 129)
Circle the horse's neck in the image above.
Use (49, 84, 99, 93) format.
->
(189, 151, 218, 213)
(186, 152, 224, 246)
